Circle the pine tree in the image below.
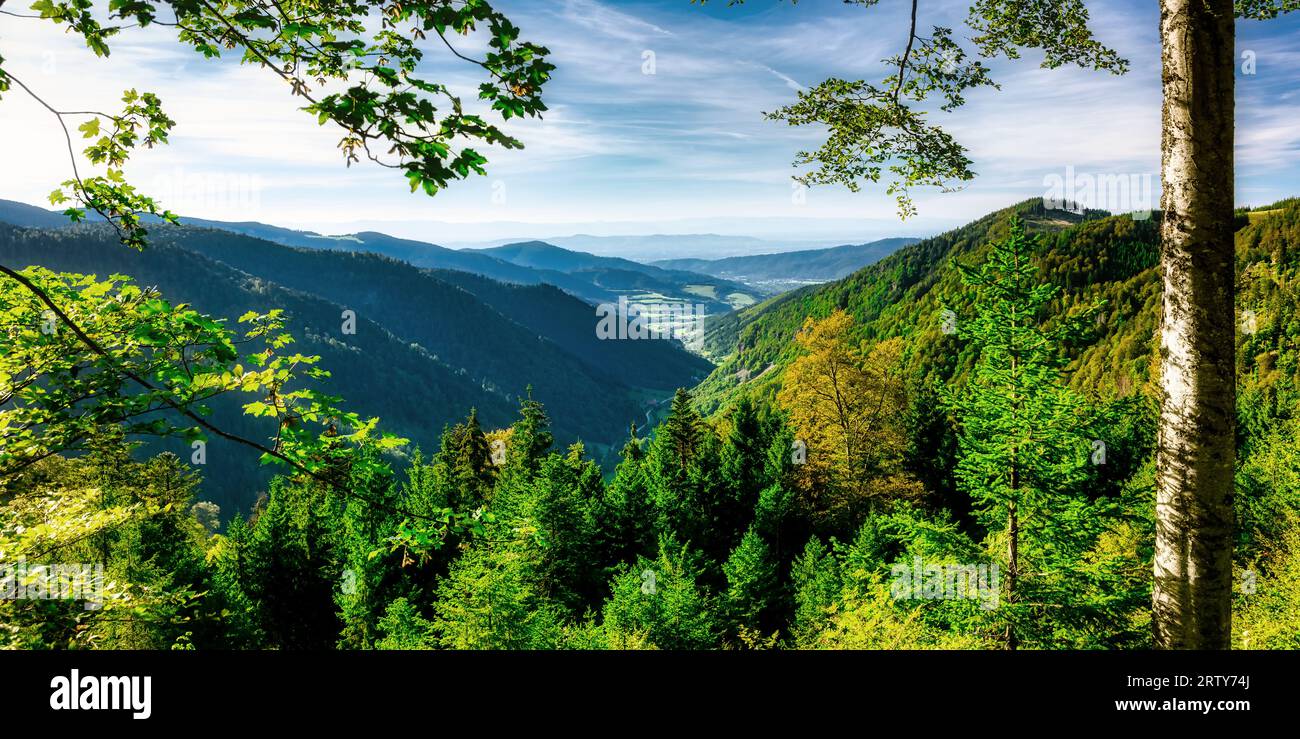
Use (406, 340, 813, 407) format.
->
(647, 388, 716, 550)
(207, 515, 264, 647)
(506, 386, 554, 476)
(431, 542, 562, 649)
(601, 536, 718, 650)
(722, 528, 779, 640)
(336, 447, 406, 648)
(720, 396, 768, 528)
(243, 477, 345, 649)
(375, 597, 436, 650)
(598, 424, 657, 566)
(789, 536, 841, 647)
(435, 409, 496, 512)
(525, 447, 602, 614)
(948, 215, 1111, 649)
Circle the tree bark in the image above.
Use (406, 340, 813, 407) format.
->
(1006, 497, 1019, 651)
(1154, 0, 1236, 649)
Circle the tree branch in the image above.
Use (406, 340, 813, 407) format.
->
(0, 262, 447, 526)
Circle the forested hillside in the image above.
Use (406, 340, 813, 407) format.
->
(0, 199, 761, 315)
(0, 222, 711, 514)
(653, 237, 919, 294)
(6, 199, 1300, 651)
(692, 200, 1128, 413)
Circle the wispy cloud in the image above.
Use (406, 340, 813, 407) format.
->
(1, 0, 1298, 240)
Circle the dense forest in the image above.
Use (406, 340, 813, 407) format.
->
(5, 199, 1299, 649)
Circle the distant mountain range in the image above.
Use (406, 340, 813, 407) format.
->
(498, 233, 834, 261)
(0, 199, 762, 315)
(0, 208, 714, 514)
(0, 199, 916, 302)
(652, 237, 919, 294)
(463, 241, 762, 310)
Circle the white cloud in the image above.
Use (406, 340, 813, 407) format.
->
(1, 0, 1296, 240)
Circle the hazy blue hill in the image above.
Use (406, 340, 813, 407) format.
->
(196, 224, 568, 288)
(347, 232, 544, 281)
(0, 221, 723, 511)
(173, 217, 337, 248)
(470, 240, 761, 312)
(652, 237, 919, 293)
(0, 199, 761, 313)
(0, 199, 74, 229)
(0, 222, 519, 514)
(0, 198, 341, 247)
(541, 232, 841, 261)
(469, 240, 632, 272)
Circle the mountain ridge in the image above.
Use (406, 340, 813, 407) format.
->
(0, 199, 762, 314)
(652, 237, 919, 293)
(0, 219, 715, 513)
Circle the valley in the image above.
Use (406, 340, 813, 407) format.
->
(7, 193, 1300, 653)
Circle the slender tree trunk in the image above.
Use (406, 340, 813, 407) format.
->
(1006, 497, 1019, 651)
(1154, 0, 1236, 649)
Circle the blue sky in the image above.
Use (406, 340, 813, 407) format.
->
(1, 0, 1298, 248)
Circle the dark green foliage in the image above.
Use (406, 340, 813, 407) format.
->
(597, 425, 657, 566)
(722, 529, 780, 639)
(790, 537, 842, 645)
(241, 478, 346, 650)
(0, 221, 712, 513)
(646, 389, 717, 552)
(12, 201, 1300, 650)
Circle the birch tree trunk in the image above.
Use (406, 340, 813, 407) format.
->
(1154, 0, 1236, 649)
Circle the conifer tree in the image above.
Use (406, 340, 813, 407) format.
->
(948, 216, 1110, 649)
(601, 536, 718, 650)
(789, 537, 842, 647)
(431, 542, 562, 650)
(506, 386, 555, 477)
(435, 409, 496, 513)
(722, 528, 780, 641)
(525, 447, 603, 614)
(243, 477, 345, 649)
(599, 424, 657, 565)
(720, 396, 768, 526)
(647, 389, 715, 549)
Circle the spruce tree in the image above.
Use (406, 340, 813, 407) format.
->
(789, 536, 842, 647)
(948, 215, 1109, 649)
(507, 386, 555, 476)
(722, 528, 779, 640)
(599, 424, 657, 565)
(435, 409, 496, 512)
(720, 396, 768, 525)
(647, 389, 712, 548)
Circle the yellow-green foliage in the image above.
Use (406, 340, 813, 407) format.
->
(809, 578, 990, 650)
(1236, 522, 1300, 650)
